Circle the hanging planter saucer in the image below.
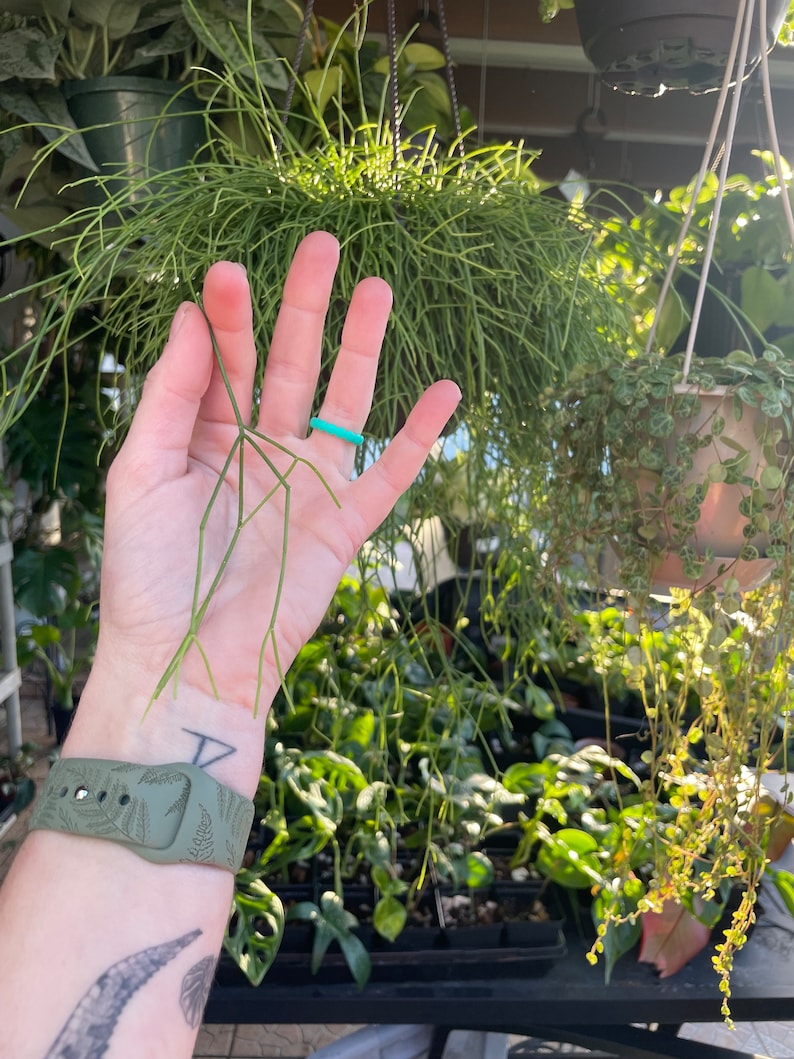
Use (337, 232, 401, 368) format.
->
(573, 0, 790, 96)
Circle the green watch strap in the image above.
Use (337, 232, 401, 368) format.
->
(29, 758, 254, 873)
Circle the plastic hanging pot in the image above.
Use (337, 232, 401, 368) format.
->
(64, 76, 206, 204)
(573, 0, 790, 96)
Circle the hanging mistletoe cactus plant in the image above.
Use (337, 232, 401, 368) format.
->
(0, 5, 629, 664)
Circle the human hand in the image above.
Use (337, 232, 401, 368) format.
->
(80, 232, 459, 753)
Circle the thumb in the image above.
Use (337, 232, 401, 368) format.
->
(114, 303, 214, 489)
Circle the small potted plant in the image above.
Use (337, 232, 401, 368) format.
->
(606, 165, 794, 362)
(16, 595, 98, 742)
(545, 348, 794, 596)
(0, 0, 303, 211)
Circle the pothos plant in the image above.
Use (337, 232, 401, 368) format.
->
(600, 160, 794, 361)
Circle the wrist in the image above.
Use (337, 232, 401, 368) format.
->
(62, 663, 269, 800)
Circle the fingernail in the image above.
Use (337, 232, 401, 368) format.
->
(233, 262, 247, 275)
(169, 304, 189, 340)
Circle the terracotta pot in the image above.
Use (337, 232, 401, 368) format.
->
(634, 385, 786, 553)
(573, 0, 790, 96)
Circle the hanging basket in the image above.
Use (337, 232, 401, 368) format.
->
(573, 0, 790, 95)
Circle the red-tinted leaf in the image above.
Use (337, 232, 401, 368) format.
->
(638, 901, 711, 978)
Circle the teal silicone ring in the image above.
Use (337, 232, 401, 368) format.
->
(309, 417, 364, 446)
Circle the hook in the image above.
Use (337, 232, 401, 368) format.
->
(415, 4, 440, 29)
(574, 105, 607, 174)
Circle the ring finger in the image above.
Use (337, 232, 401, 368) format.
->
(309, 276, 393, 474)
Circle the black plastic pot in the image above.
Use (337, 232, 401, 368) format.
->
(220, 918, 566, 987)
(64, 77, 205, 203)
(573, 0, 790, 96)
(227, 875, 566, 987)
(51, 694, 79, 745)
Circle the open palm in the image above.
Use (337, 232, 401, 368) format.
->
(96, 232, 460, 715)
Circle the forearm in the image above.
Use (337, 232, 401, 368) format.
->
(0, 832, 232, 1058)
(0, 662, 269, 1059)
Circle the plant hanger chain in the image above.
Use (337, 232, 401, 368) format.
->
(386, 0, 401, 167)
(644, 0, 794, 379)
(434, 0, 465, 157)
(384, 0, 465, 168)
(282, 0, 316, 122)
(273, 0, 316, 155)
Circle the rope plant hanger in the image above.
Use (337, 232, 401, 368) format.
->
(647, 0, 794, 372)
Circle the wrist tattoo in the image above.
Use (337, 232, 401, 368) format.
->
(182, 729, 237, 770)
(45, 930, 202, 1059)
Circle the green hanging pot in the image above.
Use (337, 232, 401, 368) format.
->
(64, 76, 206, 203)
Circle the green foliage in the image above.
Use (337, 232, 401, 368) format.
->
(599, 161, 794, 357)
(0, 0, 301, 85)
(16, 596, 98, 707)
(0, 6, 628, 459)
(224, 878, 285, 987)
(544, 348, 794, 594)
(592, 879, 643, 983)
(229, 574, 549, 984)
(12, 544, 80, 616)
(540, 382, 794, 1003)
(288, 891, 371, 989)
(538, 0, 575, 22)
(0, 743, 38, 814)
(767, 866, 794, 916)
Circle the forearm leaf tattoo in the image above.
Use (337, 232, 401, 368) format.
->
(45, 929, 201, 1059)
(180, 956, 217, 1029)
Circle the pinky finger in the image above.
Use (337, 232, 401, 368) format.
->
(352, 380, 461, 529)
